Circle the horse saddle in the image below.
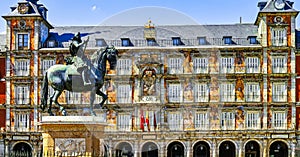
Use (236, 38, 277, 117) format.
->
(66, 64, 81, 76)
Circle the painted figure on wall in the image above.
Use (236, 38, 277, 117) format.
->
(107, 110, 117, 130)
(210, 77, 219, 102)
(235, 52, 245, 73)
(142, 68, 156, 96)
(235, 106, 245, 129)
(236, 77, 244, 101)
(183, 52, 192, 73)
(210, 105, 220, 130)
(107, 80, 116, 103)
(184, 110, 194, 130)
(267, 109, 272, 128)
(184, 79, 194, 102)
(209, 53, 219, 73)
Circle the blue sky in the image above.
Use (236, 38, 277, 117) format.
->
(0, 0, 300, 33)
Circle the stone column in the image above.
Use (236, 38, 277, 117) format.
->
(185, 141, 192, 157)
(159, 141, 166, 157)
(291, 142, 295, 157)
(34, 20, 40, 50)
(262, 139, 268, 157)
(33, 51, 38, 131)
(5, 51, 10, 132)
(212, 140, 217, 157)
(134, 140, 139, 157)
(5, 140, 9, 157)
(238, 140, 243, 157)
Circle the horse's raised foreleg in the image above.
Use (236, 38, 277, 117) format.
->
(96, 90, 107, 109)
(90, 87, 97, 116)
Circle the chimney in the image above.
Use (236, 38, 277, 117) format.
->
(240, 17, 242, 24)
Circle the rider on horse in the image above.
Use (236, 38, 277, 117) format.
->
(69, 32, 91, 86)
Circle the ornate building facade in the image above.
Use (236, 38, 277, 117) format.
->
(1, 0, 300, 157)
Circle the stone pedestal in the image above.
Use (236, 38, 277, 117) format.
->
(40, 116, 106, 157)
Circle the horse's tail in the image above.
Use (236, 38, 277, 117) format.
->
(40, 71, 48, 111)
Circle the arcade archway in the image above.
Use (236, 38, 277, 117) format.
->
(269, 141, 288, 157)
(115, 142, 133, 157)
(167, 141, 184, 157)
(193, 141, 210, 157)
(219, 141, 236, 157)
(12, 142, 32, 157)
(245, 141, 260, 157)
(141, 142, 158, 157)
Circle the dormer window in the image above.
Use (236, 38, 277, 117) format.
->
(18, 33, 29, 50)
(47, 41, 55, 48)
(147, 38, 156, 46)
(121, 38, 131, 47)
(248, 36, 257, 44)
(96, 39, 107, 47)
(198, 37, 207, 45)
(223, 36, 232, 45)
(172, 37, 182, 46)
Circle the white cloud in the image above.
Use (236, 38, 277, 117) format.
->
(91, 5, 97, 11)
(0, 31, 5, 34)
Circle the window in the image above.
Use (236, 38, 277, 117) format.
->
(117, 59, 132, 75)
(221, 111, 235, 130)
(271, 28, 287, 46)
(96, 39, 107, 47)
(168, 57, 183, 74)
(272, 56, 287, 73)
(223, 36, 232, 45)
(198, 37, 207, 45)
(245, 83, 260, 102)
(246, 111, 260, 129)
(47, 41, 55, 48)
(220, 57, 234, 73)
(194, 83, 209, 102)
(168, 112, 183, 131)
(117, 84, 131, 103)
(117, 114, 131, 131)
(172, 37, 181, 46)
(168, 83, 182, 103)
(147, 38, 156, 46)
(66, 91, 82, 104)
(18, 34, 29, 50)
(194, 112, 208, 130)
(220, 83, 235, 102)
(272, 82, 287, 102)
(248, 36, 257, 44)
(121, 38, 130, 46)
(15, 59, 30, 76)
(15, 85, 29, 105)
(14, 112, 30, 132)
(41, 59, 55, 75)
(246, 57, 260, 73)
(273, 111, 286, 129)
(193, 57, 208, 73)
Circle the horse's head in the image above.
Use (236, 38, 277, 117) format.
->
(105, 46, 118, 70)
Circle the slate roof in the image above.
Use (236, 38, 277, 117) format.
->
(48, 24, 258, 47)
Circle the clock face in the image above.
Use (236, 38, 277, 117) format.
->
(18, 4, 28, 14)
(274, 0, 285, 10)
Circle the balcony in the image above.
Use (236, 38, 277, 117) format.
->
(42, 38, 261, 48)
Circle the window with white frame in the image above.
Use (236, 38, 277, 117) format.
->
(168, 57, 183, 74)
(15, 59, 30, 76)
(246, 57, 260, 73)
(272, 56, 287, 73)
(15, 85, 30, 105)
(193, 57, 208, 73)
(66, 91, 82, 104)
(271, 28, 287, 46)
(41, 58, 55, 75)
(220, 57, 234, 73)
(194, 112, 208, 130)
(221, 111, 235, 130)
(117, 59, 132, 75)
(272, 82, 287, 102)
(168, 83, 182, 102)
(14, 112, 30, 132)
(117, 114, 131, 131)
(117, 84, 132, 103)
(168, 112, 183, 131)
(246, 111, 260, 129)
(18, 34, 29, 50)
(194, 83, 209, 102)
(220, 82, 235, 102)
(245, 82, 260, 102)
(273, 111, 286, 129)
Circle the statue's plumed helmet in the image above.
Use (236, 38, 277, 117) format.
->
(73, 32, 82, 43)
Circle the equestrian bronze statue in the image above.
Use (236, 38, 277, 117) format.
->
(40, 33, 118, 116)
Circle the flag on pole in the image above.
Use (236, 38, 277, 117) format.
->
(140, 109, 145, 132)
(154, 112, 157, 131)
(146, 111, 150, 131)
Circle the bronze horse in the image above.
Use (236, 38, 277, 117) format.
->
(40, 46, 118, 116)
